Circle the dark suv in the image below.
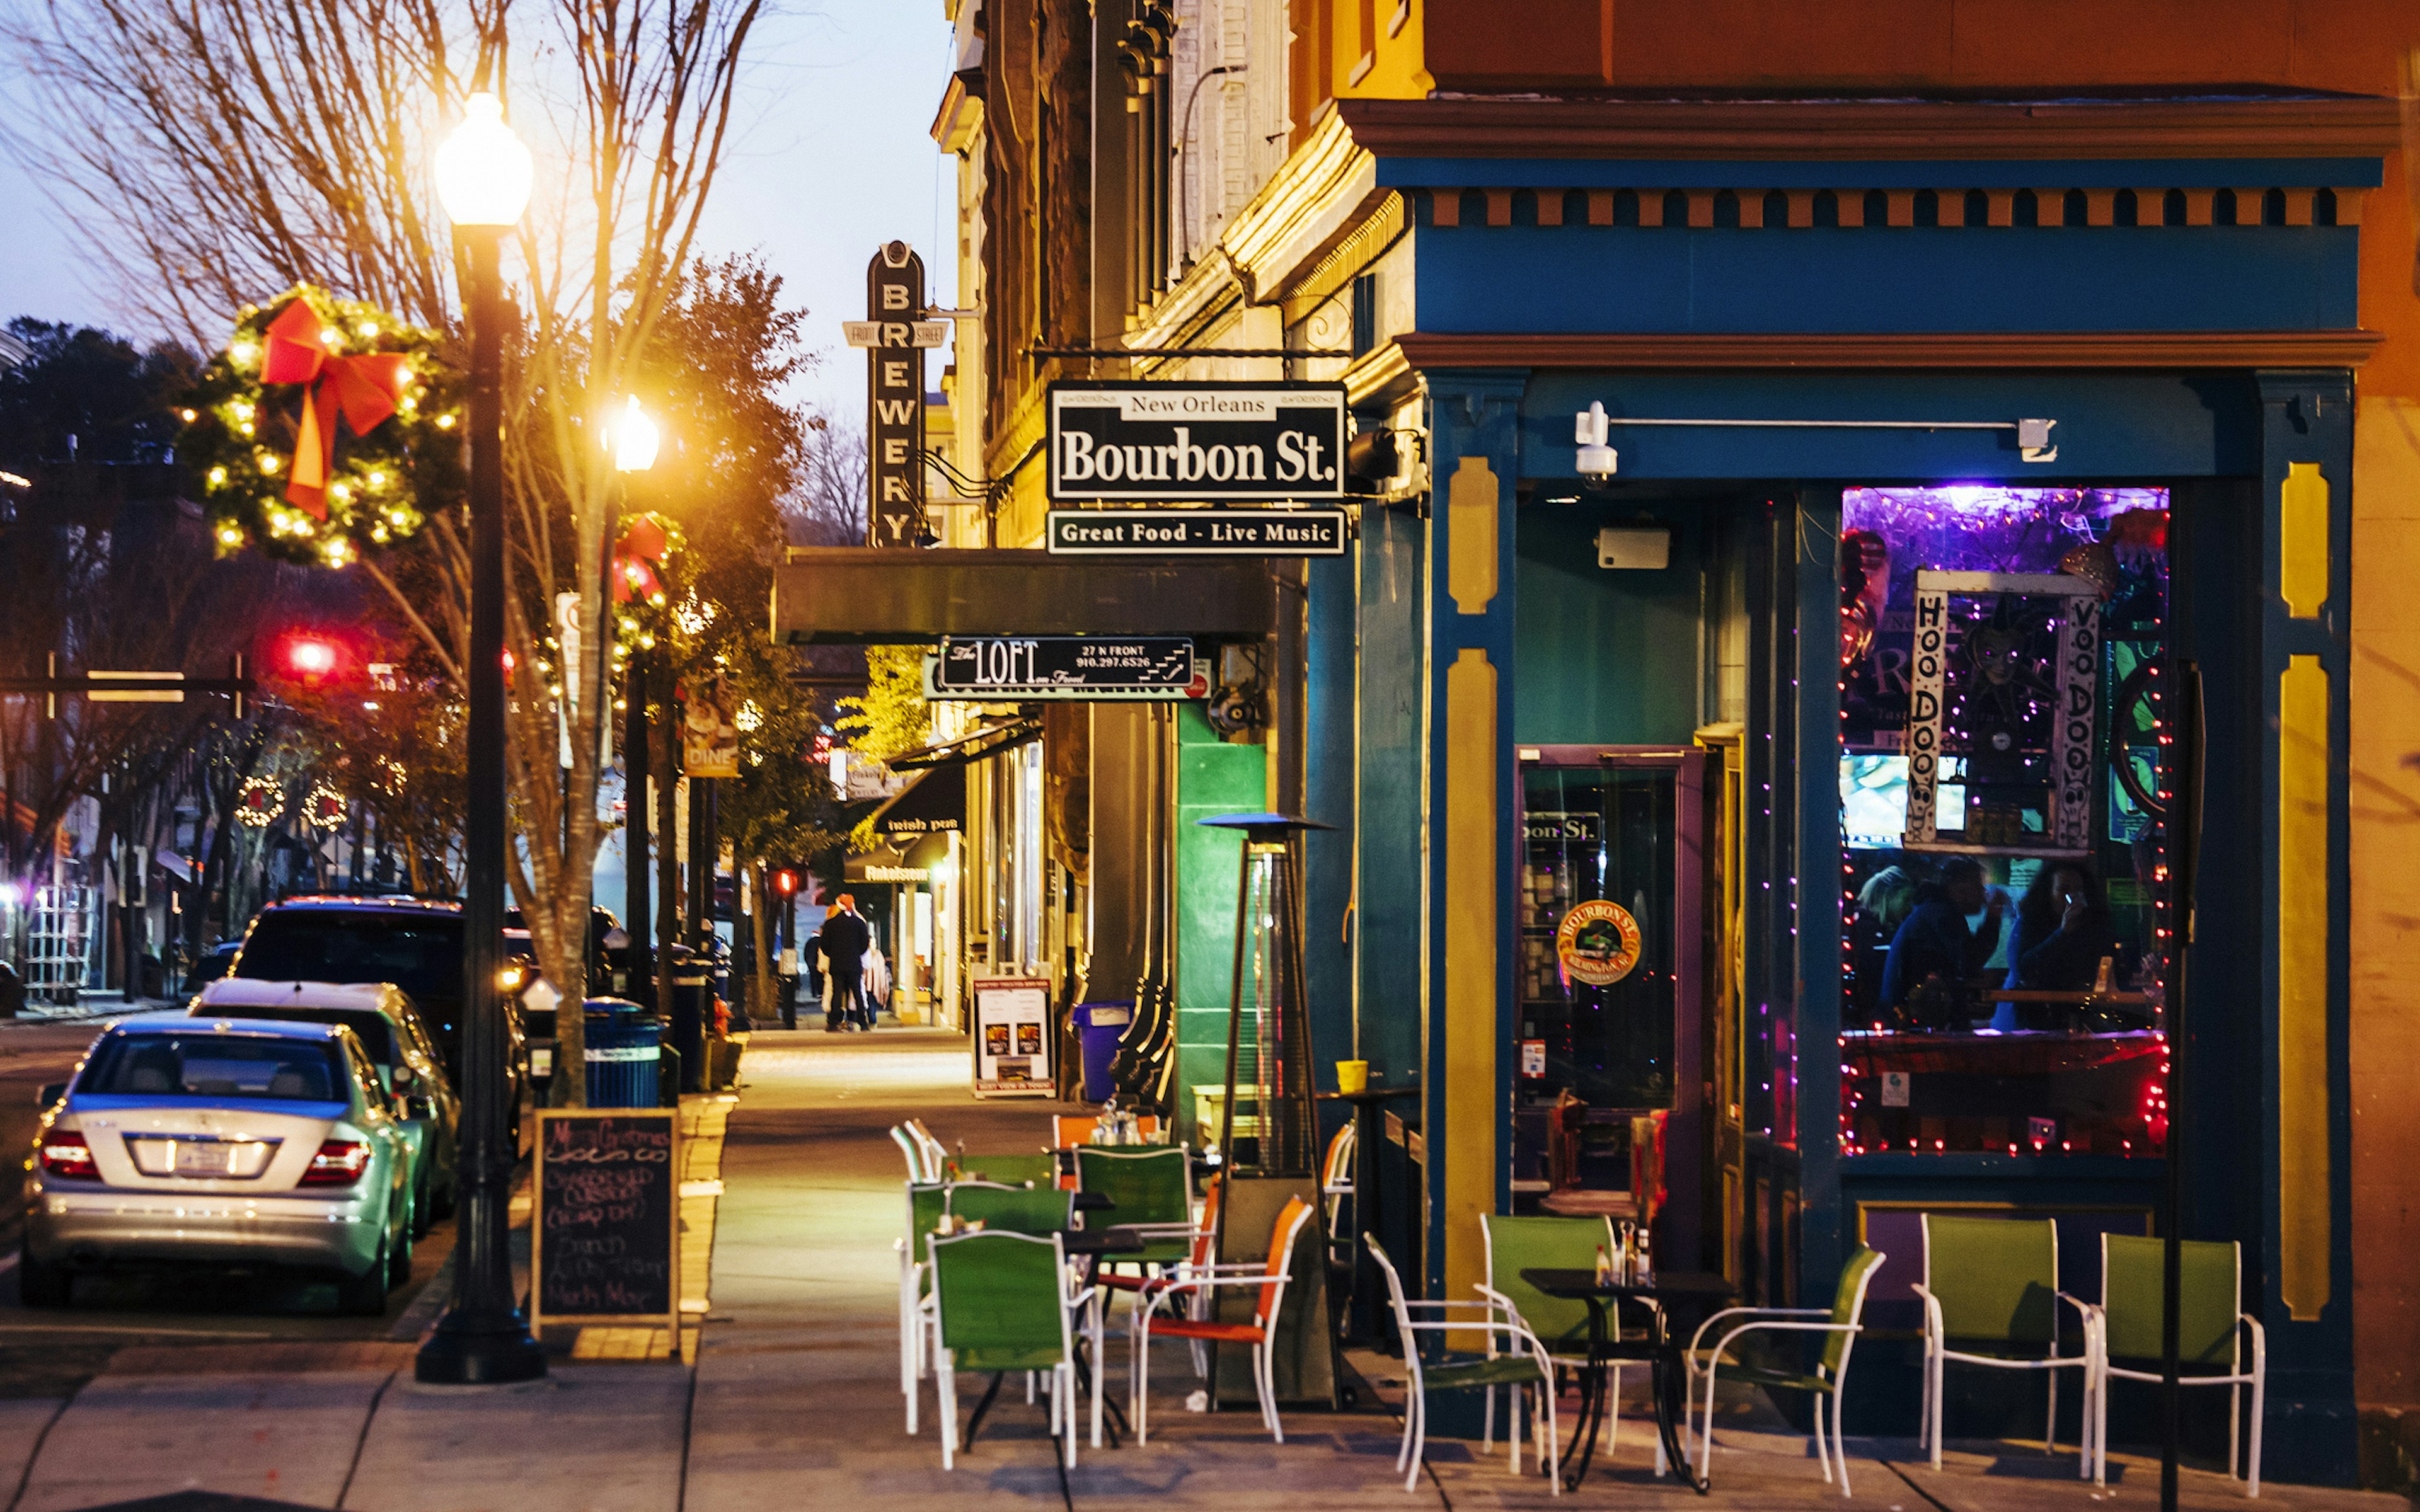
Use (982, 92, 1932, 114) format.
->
(229, 897, 529, 1137)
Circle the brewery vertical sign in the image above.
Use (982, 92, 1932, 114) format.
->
(847, 242, 948, 548)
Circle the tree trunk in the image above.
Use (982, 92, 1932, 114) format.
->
(750, 860, 775, 1033)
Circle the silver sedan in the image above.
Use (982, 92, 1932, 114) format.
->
(21, 1014, 415, 1314)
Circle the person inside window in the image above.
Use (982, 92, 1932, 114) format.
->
(1881, 857, 2005, 1017)
(1990, 861, 2116, 1030)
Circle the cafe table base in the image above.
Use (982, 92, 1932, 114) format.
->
(1064, 1225, 1147, 1448)
(1520, 1269, 1734, 1494)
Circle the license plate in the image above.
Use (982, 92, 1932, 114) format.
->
(173, 1142, 237, 1176)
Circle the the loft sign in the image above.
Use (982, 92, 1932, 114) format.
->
(1047, 382, 1347, 503)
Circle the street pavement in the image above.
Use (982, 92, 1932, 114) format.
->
(0, 1025, 2392, 1511)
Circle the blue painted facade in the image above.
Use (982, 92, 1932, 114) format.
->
(1317, 134, 2372, 1480)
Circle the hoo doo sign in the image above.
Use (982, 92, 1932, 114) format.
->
(1047, 382, 1347, 503)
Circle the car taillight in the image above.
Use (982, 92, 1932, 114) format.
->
(39, 1130, 96, 1180)
(299, 1140, 369, 1186)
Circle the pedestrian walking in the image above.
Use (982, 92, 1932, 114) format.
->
(820, 895, 873, 1032)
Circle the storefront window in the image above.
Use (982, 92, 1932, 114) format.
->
(1836, 486, 2173, 1158)
(1511, 752, 1700, 1212)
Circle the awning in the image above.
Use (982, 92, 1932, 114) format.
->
(863, 762, 966, 840)
(771, 548, 1276, 645)
(891, 717, 1042, 771)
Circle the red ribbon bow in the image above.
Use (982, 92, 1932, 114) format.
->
(259, 300, 412, 520)
(613, 515, 671, 603)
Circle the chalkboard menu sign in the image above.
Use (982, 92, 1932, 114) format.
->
(532, 1109, 681, 1329)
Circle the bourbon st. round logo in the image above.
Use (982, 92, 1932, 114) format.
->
(1555, 900, 1643, 988)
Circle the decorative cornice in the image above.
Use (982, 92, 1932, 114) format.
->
(1336, 94, 2402, 162)
(1341, 342, 1415, 408)
(1392, 329, 2385, 370)
(1219, 108, 1388, 304)
(1122, 249, 1247, 357)
(1421, 183, 2361, 229)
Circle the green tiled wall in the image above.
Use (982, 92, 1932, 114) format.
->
(1173, 702, 1265, 1148)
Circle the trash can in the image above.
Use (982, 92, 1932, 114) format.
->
(666, 946, 710, 1095)
(582, 998, 661, 1108)
(1072, 1001, 1136, 1102)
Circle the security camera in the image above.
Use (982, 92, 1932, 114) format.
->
(1574, 401, 1618, 479)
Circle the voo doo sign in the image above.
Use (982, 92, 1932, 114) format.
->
(1049, 382, 1346, 503)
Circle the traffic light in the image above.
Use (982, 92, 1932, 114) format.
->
(274, 632, 345, 686)
(773, 869, 798, 898)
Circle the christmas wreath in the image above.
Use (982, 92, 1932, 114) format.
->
(179, 286, 463, 567)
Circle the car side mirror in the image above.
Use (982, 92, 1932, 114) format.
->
(36, 1083, 66, 1111)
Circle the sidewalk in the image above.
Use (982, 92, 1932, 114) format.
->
(2, 996, 183, 1027)
(0, 1027, 2395, 1511)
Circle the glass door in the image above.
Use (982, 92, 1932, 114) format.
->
(1511, 747, 1705, 1263)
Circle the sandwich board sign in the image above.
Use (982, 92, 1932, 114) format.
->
(972, 975, 1054, 1097)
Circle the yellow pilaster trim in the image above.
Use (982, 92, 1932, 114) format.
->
(2279, 461, 2330, 619)
(2278, 652, 2331, 1321)
(1448, 458, 1499, 616)
(1443, 648, 1497, 1341)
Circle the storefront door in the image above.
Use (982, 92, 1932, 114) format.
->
(1511, 746, 1706, 1265)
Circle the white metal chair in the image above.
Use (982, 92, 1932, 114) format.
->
(1321, 1120, 1357, 1252)
(928, 1228, 1095, 1470)
(2092, 1234, 2264, 1494)
(1367, 1234, 1561, 1495)
(906, 1119, 950, 1179)
(890, 1123, 940, 1183)
(1914, 1213, 2102, 1475)
(894, 1181, 949, 1433)
(1684, 1246, 1884, 1494)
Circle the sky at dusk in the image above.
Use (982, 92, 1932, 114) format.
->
(0, 1, 957, 430)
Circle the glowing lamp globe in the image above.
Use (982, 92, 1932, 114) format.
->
(612, 398, 660, 473)
(434, 93, 533, 229)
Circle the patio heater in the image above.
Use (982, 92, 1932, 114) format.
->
(1197, 812, 1340, 1412)
(1199, 813, 1329, 1178)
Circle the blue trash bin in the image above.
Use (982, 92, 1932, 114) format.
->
(1072, 1001, 1135, 1102)
(583, 998, 662, 1108)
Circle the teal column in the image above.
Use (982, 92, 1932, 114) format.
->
(2252, 369, 2355, 1483)
(1303, 551, 1356, 1092)
(1422, 370, 1526, 1301)
(1792, 491, 1845, 1309)
(1357, 503, 1424, 1086)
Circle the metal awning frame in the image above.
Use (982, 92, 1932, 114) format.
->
(889, 716, 1043, 771)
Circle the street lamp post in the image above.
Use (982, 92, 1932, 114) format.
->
(609, 401, 659, 1005)
(418, 91, 546, 1387)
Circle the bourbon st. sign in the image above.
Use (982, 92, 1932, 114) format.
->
(1047, 382, 1347, 503)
